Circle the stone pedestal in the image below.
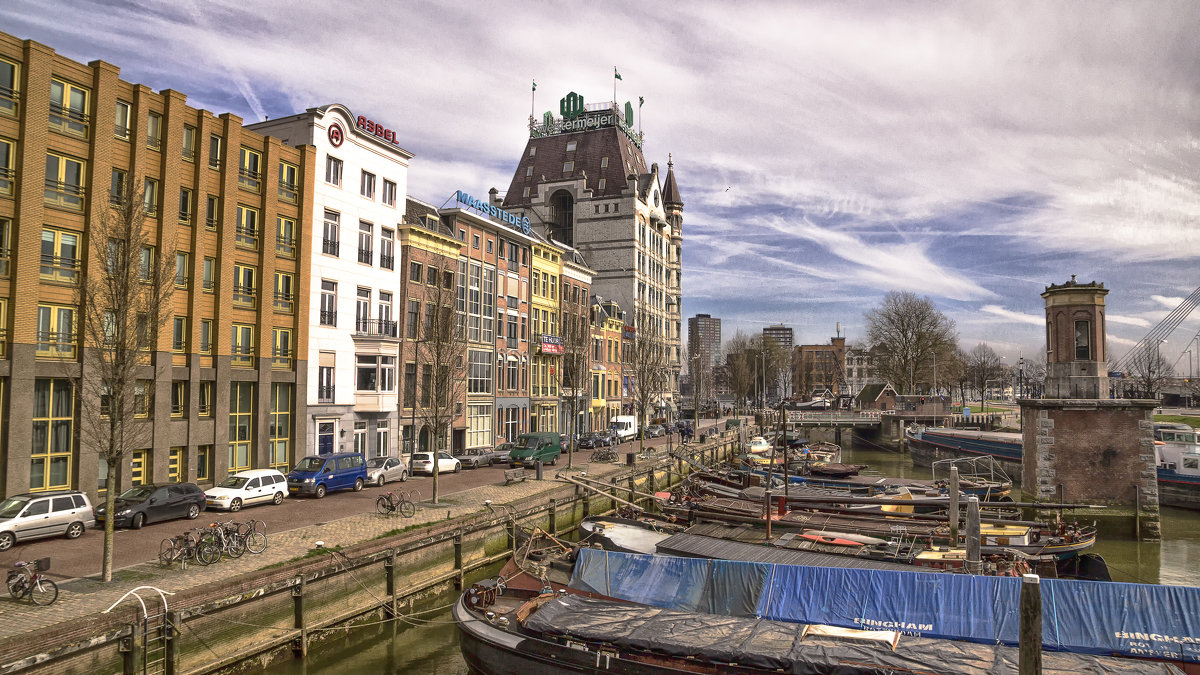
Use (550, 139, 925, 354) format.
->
(1019, 398, 1160, 541)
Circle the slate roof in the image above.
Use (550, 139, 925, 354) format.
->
(662, 160, 683, 206)
(502, 124, 649, 208)
(402, 196, 452, 236)
(856, 383, 896, 403)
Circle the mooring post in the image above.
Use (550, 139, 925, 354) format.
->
(164, 611, 180, 675)
(384, 550, 396, 617)
(949, 466, 961, 544)
(966, 496, 982, 574)
(292, 575, 307, 657)
(628, 474, 637, 508)
(119, 627, 136, 675)
(453, 530, 464, 590)
(1019, 574, 1042, 675)
(582, 491, 591, 519)
(648, 469, 656, 509)
(1134, 484, 1141, 540)
(548, 499, 557, 536)
(507, 520, 516, 554)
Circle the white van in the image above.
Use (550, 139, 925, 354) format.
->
(610, 415, 638, 443)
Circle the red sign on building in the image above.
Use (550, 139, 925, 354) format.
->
(540, 335, 564, 355)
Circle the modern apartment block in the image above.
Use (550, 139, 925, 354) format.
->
(0, 32, 315, 498)
(687, 313, 722, 383)
(762, 324, 793, 350)
(247, 105, 411, 459)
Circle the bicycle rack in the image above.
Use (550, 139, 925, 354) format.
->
(103, 586, 175, 675)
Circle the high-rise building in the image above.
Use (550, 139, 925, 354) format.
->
(500, 89, 682, 419)
(762, 324, 793, 350)
(687, 313, 722, 391)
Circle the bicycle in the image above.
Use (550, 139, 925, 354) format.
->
(6, 558, 58, 606)
(197, 520, 245, 563)
(237, 519, 268, 554)
(589, 447, 617, 463)
(375, 489, 420, 518)
(159, 530, 206, 567)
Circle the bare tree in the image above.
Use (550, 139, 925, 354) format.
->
(414, 273, 467, 504)
(1125, 342, 1173, 400)
(965, 343, 1005, 401)
(77, 175, 175, 582)
(721, 332, 755, 416)
(626, 312, 669, 453)
(865, 291, 958, 395)
(557, 304, 592, 468)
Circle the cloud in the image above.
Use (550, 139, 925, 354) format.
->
(1107, 314, 1152, 328)
(1108, 335, 1139, 347)
(978, 305, 1043, 326)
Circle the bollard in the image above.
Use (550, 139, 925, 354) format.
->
(292, 575, 307, 657)
(582, 492, 591, 519)
(384, 551, 396, 617)
(453, 531, 464, 590)
(966, 496, 981, 574)
(165, 611, 180, 675)
(119, 629, 136, 675)
(548, 499, 557, 536)
(536, 460, 543, 480)
(626, 452, 635, 467)
(1019, 574, 1042, 675)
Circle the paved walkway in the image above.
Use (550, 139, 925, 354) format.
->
(0, 446, 703, 645)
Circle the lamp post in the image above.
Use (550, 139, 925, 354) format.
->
(692, 354, 701, 435)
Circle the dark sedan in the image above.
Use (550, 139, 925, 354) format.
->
(577, 432, 615, 449)
(94, 483, 206, 529)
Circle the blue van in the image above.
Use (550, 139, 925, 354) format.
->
(286, 452, 368, 498)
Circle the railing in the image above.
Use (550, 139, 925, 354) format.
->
(0, 166, 14, 196)
(317, 385, 335, 402)
(238, 168, 261, 193)
(276, 236, 296, 259)
(143, 200, 159, 217)
(0, 86, 19, 117)
(272, 349, 293, 370)
(0, 248, 7, 277)
(205, 214, 218, 230)
(49, 102, 89, 138)
(357, 248, 372, 265)
(319, 310, 337, 327)
(230, 346, 254, 367)
(232, 284, 257, 308)
(353, 319, 398, 339)
(40, 255, 79, 284)
(174, 274, 188, 289)
(146, 134, 161, 151)
(208, 156, 220, 170)
(182, 145, 196, 162)
(44, 180, 85, 211)
(274, 292, 294, 314)
(0, 328, 7, 357)
(36, 331, 76, 359)
(235, 225, 258, 250)
(202, 277, 214, 292)
(322, 238, 339, 256)
(178, 210, 192, 226)
(278, 181, 298, 204)
(379, 253, 394, 270)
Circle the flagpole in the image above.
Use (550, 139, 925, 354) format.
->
(531, 80, 536, 120)
(613, 69, 617, 111)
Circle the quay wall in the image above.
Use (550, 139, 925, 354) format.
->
(0, 437, 739, 675)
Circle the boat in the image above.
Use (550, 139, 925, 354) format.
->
(576, 516, 683, 554)
(744, 435, 771, 454)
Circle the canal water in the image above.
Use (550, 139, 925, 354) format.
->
(264, 437, 1200, 674)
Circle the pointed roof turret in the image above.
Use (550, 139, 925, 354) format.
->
(662, 153, 683, 207)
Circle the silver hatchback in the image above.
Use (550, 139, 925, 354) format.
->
(0, 491, 95, 551)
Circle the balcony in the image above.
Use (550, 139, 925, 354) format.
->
(274, 292, 294, 314)
(354, 390, 397, 413)
(49, 102, 88, 139)
(36, 331, 76, 359)
(276, 235, 296, 259)
(238, 168, 261, 193)
(322, 238, 339, 257)
(317, 385, 335, 403)
(278, 181, 298, 204)
(352, 319, 399, 342)
(40, 256, 79, 284)
(44, 180, 85, 211)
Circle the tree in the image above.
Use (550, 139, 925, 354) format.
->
(1125, 342, 1173, 399)
(414, 271, 467, 504)
(865, 291, 958, 395)
(77, 174, 175, 582)
(626, 312, 669, 453)
(720, 332, 755, 416)
(938, 347, 968, 404)
(557, 300, 592, 468)
(965, 343, 1005, 401)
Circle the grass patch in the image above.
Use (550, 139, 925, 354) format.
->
(370, 521, 429, 541)
(1154, 415, 1200, 429)
(263, 544, 343, 569)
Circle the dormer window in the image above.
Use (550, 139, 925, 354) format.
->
(563, 161, 573, 173)
(600, 157, 609, 168)
(566, 141, 577, 152)
(528, 147, 536, 157)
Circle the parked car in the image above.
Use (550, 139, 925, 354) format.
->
(454, 448, 496, 469)
(577, 432, 614, 449)
(508, 432, 562, 468)
(0, 490, 94, 552)
(412, 451, 461, 475)
(365, 456, 409, 486)
(492, 443, 514, 464)
(643, 424, 666, 438)
(94, 483, 205, 529)
(206, 469, 289, 511)
(287, 452, 368, 498)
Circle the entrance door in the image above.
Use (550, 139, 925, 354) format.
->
(318, 421, 335, 454)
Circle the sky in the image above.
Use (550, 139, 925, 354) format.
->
(4, 1, 1200, 373)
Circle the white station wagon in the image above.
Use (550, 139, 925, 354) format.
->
(204, 469, 289, 511)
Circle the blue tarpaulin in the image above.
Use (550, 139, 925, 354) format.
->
(569, 548, 1200, 662)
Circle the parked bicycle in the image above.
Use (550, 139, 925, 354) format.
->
(238, 519, 268, 554)
(6, 558, 58, 606)
(159, 529, 205, 567)
(375, 489, 420, 518)
(589, 447, 617, 463)
(196, 520, 245, 564)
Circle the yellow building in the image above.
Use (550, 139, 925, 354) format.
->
(529, 241, 561, 432)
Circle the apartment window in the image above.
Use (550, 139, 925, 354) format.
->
(274, 271, 295, 314)
(182, 124, 197, 161)
(382, 178, 396, 206)
(139, 177, 159, 216)
(379, 228, 394, 270)
(202, 257, 215, 292)
(277, 160, 299, 203)
(409, 261, 422, 283)
(360, 170, 375, 199)
(356, 355, 395, 392)
(40, 228, 79, 284)
(200, 319, 213, 354)
(563, 161, 574, 172)
(322, 209, 340, 256)
(0, 298, 7, 357)
(376, 421, 390, 457)
(174, 252, 188, 288)
(231, 323, 254, 367)
(426, 265, 438, 286)
(403, 362, 417, 407)
(378, 291, 393, 330)
(598, 178, 606, 190)
(467, 403, 492, 449)
(233, 264, 257, 308)
(354, 421, 367, 454)
(424, 301, 435, 336)
(272, 328, 293, 369)
(134, 380, 153, 418)
(276, 216, 296, 258)
(140, 249, 155, 283)
(486, 239, 494, 254)
(208, 134, 221, 169)
(172, 316, 187, 352)
(196, 444, 213, 481)
(468, 350, 492, 394)
(236, 204, 260, 249)
(407, 300, 419, 339)
(421, 364, 432, 406)
(178, 187, 193, 224)
(525, 166, 533, 177)
(238, 147, 262, 192)
(205, 195, 218, 229)
(0, 58, 16, 118)
(195, 381, 212, 417)
(472, 234, 480, 249)
(528, 146, 536, 157)
(320, 280, 337, 326)
(171, 381, 186, 417)
(31, 379, 74, 490)
(522, 187, 530, 198)
(44, 152, 86, 210)
(270, 384, 292, 470)
(356, 287, 371, 332)
(229, 383, 254, 471)
(0, 138, 12, 198)
(318, 363, 335, 402)
(507, 358, 519, 390)
(114, 101, 130, 139)
(325, 155, 343, 186)
(600, 156, 609, 168)
(36, 304, 76, 359)
(49, 78, 89, 138)
(357, 221, 373, 265)
(146, 112, 162, 150)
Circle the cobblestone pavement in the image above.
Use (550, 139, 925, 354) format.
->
(0, 437, 734, 644)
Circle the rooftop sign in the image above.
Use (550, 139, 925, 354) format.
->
(455, 190, 531, 235)
(528, 91, 644, 149)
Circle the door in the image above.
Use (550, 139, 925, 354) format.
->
(15, 499, 53, 539)
(318, 422, 335, 454)
(166, 486, 189, 519)
(384, 458, 402, 481)
(243, 477, 263, 504)
(49, 496, 77, 534)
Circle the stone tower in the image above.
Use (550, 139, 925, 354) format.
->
(1042, 275, 1109, 399)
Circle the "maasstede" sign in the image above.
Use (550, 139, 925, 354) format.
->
(456, 190, 531, 235)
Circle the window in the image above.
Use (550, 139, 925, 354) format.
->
(325, 155, 342, 186)
(354, 421, 368, 454)
(233, 264, 257, 307)
(410, 261, 423, 283)
(358, 221, 373, 265)
(175, 252, 188, 288)
(276, 216, 296, 258)
(380, 228, 394, 269)
(205, 195, 218, 229)
(356, 355, 396, 392)
(0, 138, 13, 197)
(529, 146, 536, 157)
(40, 228, 79, 284)
(600, 156, 609, 168)
(228, 382, 254, 472)
(403, 362, 417, 407)
(236, 204, 260, 249)
(376, 421, 390, 457)
(31, 379, 74, 491)
(36, 304, 75, 358)
(239, 147, 261, 192)
(483, 266, 495, 343)
(202, 257, 215, 292)
(146, 112, 162, 150)
(142, 177, 159, 215)
(486, 239, 493, 254)
(0, 298, 7, 357)
(407, 300, 419, 339)
(178, 187, 193, 224)
(421, 364, 432, 406)
(278, 161, 298, 203)
(182, 124, 197, 161)
(1, 58, 20, 118)
(231, 323, 254, 367)
(468, 350, 492, 394)
(467, 403, 492, 449)
(356, 287, 371, 332)
(208, 134, 221, 169)
(525, 166, 533, 177)
(563, 161, 574, 172)
(322, 209, 340, 256)
(171, 381, 186, 417)
(318, 362, 335, 402)
(270, 384, 292, 470)
(507, 358, 519, 390)
(382, 178, 396, 206)
(272, 328, 293, 369)
(360, 170, 375, 199)
(49, 78, 89, 138)
(426, 265, 438, 286)
(172, 316, 187, 352)
(378, 291, 393, 331)
(522, 187, 530, 198)
(320, 280, 337, 326)
(1074, 320, 1091, 361)
(197, 445, 213, 481)
(200, 319, 213, 354)
(44, 152, 86, 210)
(598, 178, 606, 190)
(134, 379, 153, 418)
(113, 100, 131, 139)
(473, 234, 480, 249)
(274, 271, 295, 314)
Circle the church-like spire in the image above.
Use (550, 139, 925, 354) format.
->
(662, 153, 683, 207)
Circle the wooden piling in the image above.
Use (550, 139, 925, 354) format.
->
(949, 466, 960, 544)
(548, 499, 557, 536)
(966, 496, 981, 574)
(1019, 574, 1042, 674)
(292, 575, 307, 657)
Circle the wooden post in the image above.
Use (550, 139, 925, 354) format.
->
(764, 489, 773, 540)
(548, 499, 557, 536)
(949, 466, 960, 545)
(582, 492, 591, 519)
(1134, 484, 1141, 541)
(384, 551, 396, 618)
(966, 496, 981, 574)
(507, 520, 516, 554)
(453, 531, 464, 590)
(292, 575, 307, 657)
(1019, 574, 1043, 675)
(164, 611, 179, 675)
(628, 474, 637, 509)
(647, 469, 656, 511)
(119, 628, 135, 675)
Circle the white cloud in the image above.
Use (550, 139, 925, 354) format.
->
(978, 305, 1043, 326)
(1107, 314, 1152, 328)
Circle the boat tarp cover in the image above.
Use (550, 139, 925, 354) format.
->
(524, 593, 1183, 674)
(570, 548, 1200, 663)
